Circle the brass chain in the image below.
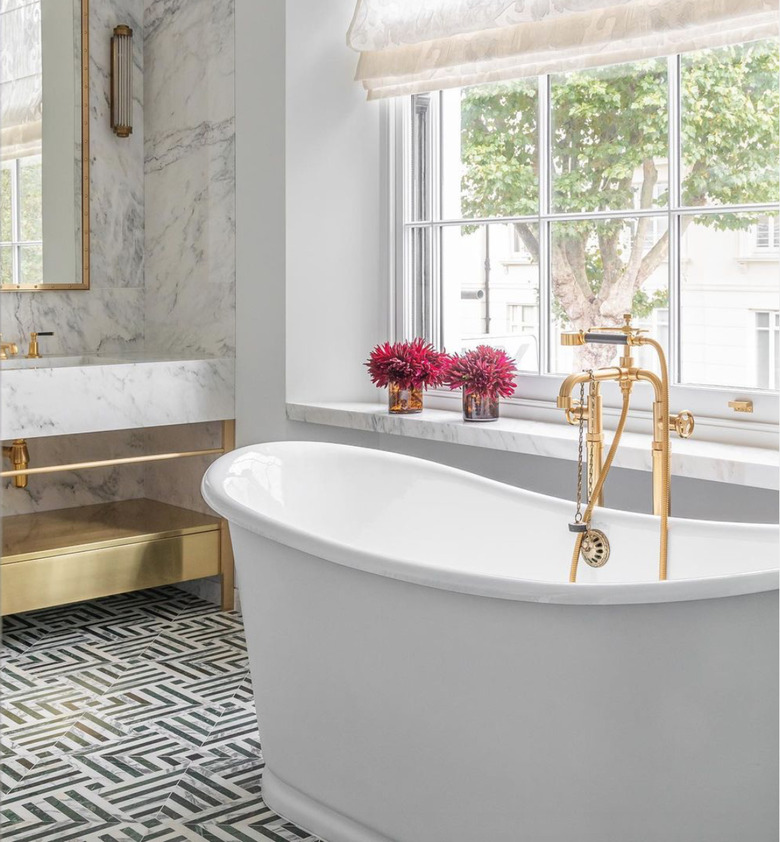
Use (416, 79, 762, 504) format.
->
(574, 370, 596, 525)
(587, 369, 596, 503)
(573, 378, 586, 524)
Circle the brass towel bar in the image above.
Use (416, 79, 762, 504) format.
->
(0, 447, 225, 479)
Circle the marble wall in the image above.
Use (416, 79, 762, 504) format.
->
(143, 0, 236, 357)
(2, 0, 236, 517)
(1, 0, 146, 357)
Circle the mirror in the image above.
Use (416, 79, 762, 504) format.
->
(1, 0, 89, 291)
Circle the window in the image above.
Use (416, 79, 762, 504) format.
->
(394, 41, 780, 425)
(755, 311, 780, 390)
(1, 156, 43, 287)
(752, 216, 780, 253)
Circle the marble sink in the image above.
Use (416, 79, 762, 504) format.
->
(1, 354, 235, 439)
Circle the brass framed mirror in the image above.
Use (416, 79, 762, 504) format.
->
(1, 0, 90, 291)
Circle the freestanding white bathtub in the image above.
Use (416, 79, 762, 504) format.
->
(202, 441, 779, 842)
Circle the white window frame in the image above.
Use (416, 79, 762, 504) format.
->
(751, 215, 780, 255)
(1, 156, 43, 287)
(754, 310, 780, 391)
(384, 53, 780, 438)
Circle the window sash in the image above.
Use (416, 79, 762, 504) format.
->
(391, 54, 780, 429)
(1, 157, 43, 287)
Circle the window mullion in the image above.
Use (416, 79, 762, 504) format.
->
(431, 92, 443, 348)
(538, 74, 551, 377)
(668, 54, 682, 385)
(11, 158, 21, 286)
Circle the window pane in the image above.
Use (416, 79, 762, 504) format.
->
(681, 41, 780, 208)
(19, 244, 42, 285)
(549, 217, 669, 374)
(19, 155, 42, 242)
(441, 223, 540, 373)
(1, 166, 12, 243)
(406, 226, 433, 340)
(775, 324, 780, 390)
(680, 214, 779, 389)
(443, 80, 538, 220)
(551, 59, 668, 214)
(1, 245, 14, 285)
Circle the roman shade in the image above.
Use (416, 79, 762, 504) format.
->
(1, 0, 43, 160)
(348, 0, 779, 99)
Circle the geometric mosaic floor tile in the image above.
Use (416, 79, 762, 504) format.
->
(0, 821, 150, 842)
(1, 586, 322, 842)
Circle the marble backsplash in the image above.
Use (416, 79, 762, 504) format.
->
(1, 429, 146, 516)
(144, 0, 236, 357)
(1, 0, 236, 359)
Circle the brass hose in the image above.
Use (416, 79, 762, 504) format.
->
(569, 388, 631, 583)
(638, 337, 671, 581)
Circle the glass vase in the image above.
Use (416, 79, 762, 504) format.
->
(388, 382, 423, 414)
(462, 392, 499, 422)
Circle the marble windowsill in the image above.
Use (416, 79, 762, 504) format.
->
(286, 401, 779, 491)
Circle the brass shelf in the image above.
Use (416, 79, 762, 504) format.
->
(2, 499, 224, 615)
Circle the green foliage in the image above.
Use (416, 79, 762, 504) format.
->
(460, 41, 779, 326)
(461, 80, 538, 220)
(631, 287, 669, 320)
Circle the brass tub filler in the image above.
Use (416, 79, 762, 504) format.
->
(1, 421, 236, 615)
(557, 315, 694, 583)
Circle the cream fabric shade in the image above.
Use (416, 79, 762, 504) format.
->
(1, 0, 43, 160)
(348, 0, 780, 100)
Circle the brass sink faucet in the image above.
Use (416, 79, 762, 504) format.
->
(0, 336, 18, 360)
(26, 331, 54, 359)
(557, 314, 694, 582)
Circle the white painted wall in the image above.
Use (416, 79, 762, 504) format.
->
(235, 0, 779, 524)
(284, 0, 384, 403)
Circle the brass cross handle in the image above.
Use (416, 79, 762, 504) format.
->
(670, 410, 695, 439)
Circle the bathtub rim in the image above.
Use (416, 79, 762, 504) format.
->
(202, 440, 779, 606)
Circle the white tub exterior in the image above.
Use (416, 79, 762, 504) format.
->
(203, 441, 779, 842)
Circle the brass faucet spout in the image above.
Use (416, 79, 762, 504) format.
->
(557, 367, 622, 409)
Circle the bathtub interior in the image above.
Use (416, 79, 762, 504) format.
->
(208, 442, 779, 586)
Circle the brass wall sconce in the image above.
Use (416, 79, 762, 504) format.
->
(110, 24, 133, 137)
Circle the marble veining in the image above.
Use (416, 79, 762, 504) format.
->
(2, 357, 234, 440)
(287, 401, 780, 491)
(1, 0, 146, 355)
(0, 0, 237, 517)
(2, 429, 146, 517)
(143, 0, 236, 358)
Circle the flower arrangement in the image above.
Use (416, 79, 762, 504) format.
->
(365, 338, 448, 390)
(444, 345, 518, 396)
(443, 345, 517, 421)
(365, 338, 449, 414)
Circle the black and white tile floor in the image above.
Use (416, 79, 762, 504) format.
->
(1, 586, 322, 842)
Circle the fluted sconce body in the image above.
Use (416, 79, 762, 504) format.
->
(110, 24, 133, 137)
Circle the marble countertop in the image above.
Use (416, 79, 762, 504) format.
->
(2, 356, 235, 439)
(287, 401, 779, 491)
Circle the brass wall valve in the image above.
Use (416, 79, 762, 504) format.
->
(670, 410, 695, 439)
(3, 439, 30, 489)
